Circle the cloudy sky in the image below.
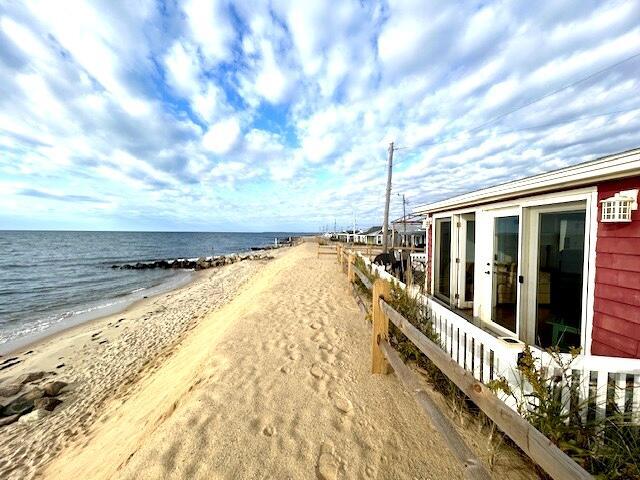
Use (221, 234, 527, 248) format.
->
(0, 0, 639, 232)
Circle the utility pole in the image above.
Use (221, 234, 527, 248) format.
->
(382, 141, 394, 253)
(352, 212, 356, 244)
(402, 194, 407, 246)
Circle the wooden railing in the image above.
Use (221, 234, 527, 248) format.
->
(344, 247, 640, 424)
(336, 245, 640, 479)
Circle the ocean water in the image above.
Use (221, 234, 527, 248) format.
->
(0, 231, 301, 353)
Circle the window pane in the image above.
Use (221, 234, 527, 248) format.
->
(536, 210, 585, 350)
(436, 219, 451, 300)
(493, 216, 519, 332)
(465, 220, 475, 300)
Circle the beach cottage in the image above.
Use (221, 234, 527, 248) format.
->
(391, 214, 427, 248)
(413, 148, 640, 360)
(360, 226, 389, 245)
(335, 230, 361, 243)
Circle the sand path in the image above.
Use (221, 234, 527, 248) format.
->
(44, 243, 463, 479)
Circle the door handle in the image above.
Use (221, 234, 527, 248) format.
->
(485, 271, 490, 275)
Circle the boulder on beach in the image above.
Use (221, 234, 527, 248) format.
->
(18, 408, 49, 424)
(16, 371, 46, 385)
(0, 384, 22, 397)
(0, 414, 19, 427)
(34, 397, 62, 411)
(43, 381, 68, 397)
(2, 388, 44, 416)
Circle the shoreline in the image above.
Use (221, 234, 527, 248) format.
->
(0, 248, 280, 358)
(0, 270, 196, 358)
(0, 269, 200, 359)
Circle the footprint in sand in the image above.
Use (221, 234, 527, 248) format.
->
(317, 441, 340, 480)
(319, 343, 334, 352)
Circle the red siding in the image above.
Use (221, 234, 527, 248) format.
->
(592, 176, 640, 358)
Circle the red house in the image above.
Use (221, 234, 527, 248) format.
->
(409, 148, 640, 418)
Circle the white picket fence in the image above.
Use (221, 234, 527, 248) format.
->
(356, 252, 640, 424)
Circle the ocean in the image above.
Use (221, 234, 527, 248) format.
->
(0, 231, 301, 353)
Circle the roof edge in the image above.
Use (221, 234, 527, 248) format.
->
(413, 147, 640, 214)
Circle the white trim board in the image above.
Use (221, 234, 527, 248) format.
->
(414, 148, 640, 214)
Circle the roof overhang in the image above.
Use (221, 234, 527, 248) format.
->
(413, 148, 640, 215)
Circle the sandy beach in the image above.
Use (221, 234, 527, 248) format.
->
(0, 242, 534, 479)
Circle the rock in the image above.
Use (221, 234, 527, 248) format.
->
(43, 381, 68, 397)
(333, 396, 353, 414)
(34, 397, 62, 411)
(3, 398, 32, 417)
(310, 364, 324, 379)
(263, 425, 276, 436)
(18, 408, 49, 424)
(0, 384, 22, 397)
(0, 414, 19, 427)
(310, 323, 321, 330)
(16, 371, 46, 385)
(21, 388, 45, 401)
(2, 387, 45, 416)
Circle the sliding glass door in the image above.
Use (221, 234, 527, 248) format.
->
(527, 205, 586, 350)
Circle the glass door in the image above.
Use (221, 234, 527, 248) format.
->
(492, 215, 520, 333)
(455, 214, 475, 310)
(434, 217, 452, 301)
(525, 204, 586, 350)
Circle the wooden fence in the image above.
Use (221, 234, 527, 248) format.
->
(336, 246, 605, 479)
(350, 248, 640, 424)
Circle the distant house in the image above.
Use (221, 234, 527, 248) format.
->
(391, 214, 426, 248)
(360, 226, 392, 245)
(335, 230, 361, 243)
(414, 148, 640, 359)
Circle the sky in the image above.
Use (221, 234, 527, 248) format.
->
(0, 0, 639, 232)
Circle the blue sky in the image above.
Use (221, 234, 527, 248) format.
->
(0, 1, 639, 232)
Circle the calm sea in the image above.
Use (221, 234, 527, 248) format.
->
(0, 231, 302, 353)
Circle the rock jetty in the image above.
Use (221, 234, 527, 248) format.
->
(112, 252, 274, 271)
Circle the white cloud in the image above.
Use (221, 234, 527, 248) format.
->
(164, 41, 201, 97)
(202, 117, 241, 154)
(183, 0, 235, 65)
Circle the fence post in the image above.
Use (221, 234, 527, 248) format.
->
(347, 252, 355, 283)
(372, 279, 392, 374)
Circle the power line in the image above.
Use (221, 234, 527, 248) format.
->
(391, 105, 640, 164)
(399, 50, 640, 151)
(464, 51, 640, 135)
